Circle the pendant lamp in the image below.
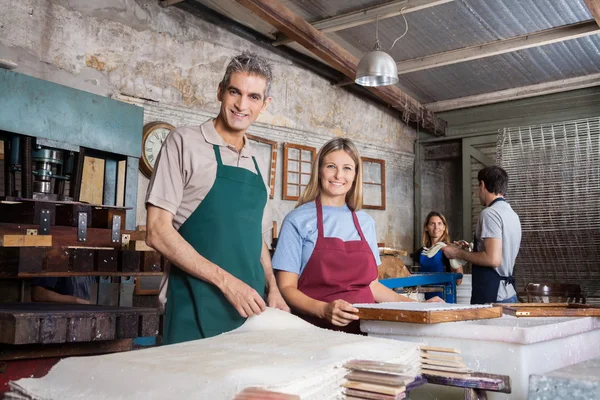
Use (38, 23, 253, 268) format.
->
(355, 12, 408, 87)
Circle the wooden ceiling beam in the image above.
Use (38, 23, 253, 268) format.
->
(584, 0, 600, 27)
(425, 72, 600, 112)
(273, 0, 454, 46)
(160, 0, 186, 7)
(397, 21, 600, 74)
(235, 0, 447, 135)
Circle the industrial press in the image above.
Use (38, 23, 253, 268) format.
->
(0, 69, 163, 393)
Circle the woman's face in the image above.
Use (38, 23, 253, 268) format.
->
(319, 150, 356, 202)
(427, 216, 445, 242)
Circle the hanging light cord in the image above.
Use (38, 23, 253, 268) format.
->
(389, 7, 409, 50)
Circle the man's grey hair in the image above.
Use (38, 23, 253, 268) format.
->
(220, 51, 273, 98)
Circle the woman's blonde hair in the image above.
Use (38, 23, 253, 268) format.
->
(296, 138, 363, 211)
(422, 211, 450, 247)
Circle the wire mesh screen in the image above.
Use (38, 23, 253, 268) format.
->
(497, 117, 600, 302)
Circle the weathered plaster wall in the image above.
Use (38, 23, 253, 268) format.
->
(0, 0, 418, 250)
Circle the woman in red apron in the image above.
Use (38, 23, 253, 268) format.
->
(272, 138, 442, 334)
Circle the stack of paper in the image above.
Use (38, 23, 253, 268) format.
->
(9, 308, 421, 400)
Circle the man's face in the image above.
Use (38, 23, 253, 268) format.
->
(217, 71, 271, 134)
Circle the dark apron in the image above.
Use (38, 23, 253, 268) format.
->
(163, 144, 267, 344)
(471, 198, 515, 304)
(419, 251, 445, 300)
(297, 197, 378, 334)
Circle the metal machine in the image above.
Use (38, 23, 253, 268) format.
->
(381, 273, 463, 303)
(0, 69, 161, 393)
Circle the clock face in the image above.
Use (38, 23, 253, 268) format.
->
(144, 127, 170, 169)
(140, 122, 175, 178)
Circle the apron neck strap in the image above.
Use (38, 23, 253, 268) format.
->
(316, 196, 325, 239)
(315, 196, 366, 242)
(351, 210, 367, 242)
(251, 156, 263, 181)
(212, 145, 223, 166)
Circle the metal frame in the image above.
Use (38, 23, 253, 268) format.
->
(380, 273, 463, 303)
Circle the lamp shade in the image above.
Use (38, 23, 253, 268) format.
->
(355, 50, 399, 87)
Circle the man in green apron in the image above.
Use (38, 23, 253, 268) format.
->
(145, 52, 289, 344)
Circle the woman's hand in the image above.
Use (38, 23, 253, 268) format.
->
(322, 299, 359, 326)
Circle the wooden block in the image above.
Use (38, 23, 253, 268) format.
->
(0, 339, 133, 361)
(342, 382, 405, 396)
(421, 358, 466, 368)
(126, 240, 154, 252)
(345, 371, 413, 386)
(500, 304, 600, 317)
(140, 313, 160, 337)
(96, 250, 119, 272)
(421, 369, 472, 379)
(115, 314, 139, 339)
(69, 248, 95, 272)
(421, 353, 462, 362)
(357, 307, 502, 324)
(344, 390, 405, 400)
(44, 247, 70, 272)
(0, 223, 134, 249)
(422, 371, 511, 393)
(420, 364, 471, 373)
(79, 156, 105, 205)
(0, 234, 52, 247)
(420, 346, 461, 354)
(91, 208, 127, 230)
(0, 201, 56, 225)
(120, 250, 140, 273)
(141, 251, 162, 272)
(344, 360, 411, 375)
(344, 388, 405, 400)
(0, 247, 45, 275)
(54, 204, 91, 227)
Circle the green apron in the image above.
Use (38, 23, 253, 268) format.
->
(163, 144, 267, 344)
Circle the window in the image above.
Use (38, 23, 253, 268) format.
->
(247, 134, 277, 199)
(362, 157, 386, 210)
(283, 143, 316, 201)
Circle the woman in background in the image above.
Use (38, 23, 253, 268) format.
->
(273, 138, 442, 334)
(413, 211, 463, 300)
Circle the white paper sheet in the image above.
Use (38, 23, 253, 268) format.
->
(10, 308, 421, 400)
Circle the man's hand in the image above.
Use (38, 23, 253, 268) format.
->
(221, 275, 266, 318)
(322, 299, 359, 326)
(267, 288, 290, 312)
(453, 240, 470, 250)
(425, 296, 445, 303)
(441, 245, 463, 259)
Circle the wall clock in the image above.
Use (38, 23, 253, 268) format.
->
(140, 121, 175, 178)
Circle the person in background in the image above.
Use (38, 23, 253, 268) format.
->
(31, 277, 96, 304)
(442, 166, 521, 304)
(413, 211, 463, 300)
(273, 138, 443, 334)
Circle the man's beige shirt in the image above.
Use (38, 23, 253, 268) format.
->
(146, 119, 272, 235)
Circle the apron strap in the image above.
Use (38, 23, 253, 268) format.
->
(212, 145, 223, 166)
(351, 210, 367, 242)
(315, 196, 325, 239)
(251, 156, 264, 181)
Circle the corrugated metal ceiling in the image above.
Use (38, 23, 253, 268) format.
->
(189, 0, 600, 105)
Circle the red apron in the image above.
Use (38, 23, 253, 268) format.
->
(297, 197, 378, 333)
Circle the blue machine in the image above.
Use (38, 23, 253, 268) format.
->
(380, 273, 463, 303)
